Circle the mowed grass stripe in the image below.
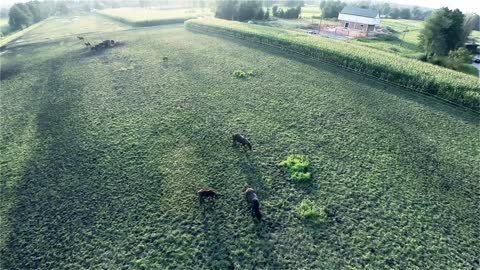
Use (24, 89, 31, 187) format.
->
(1, 17, 479, 269)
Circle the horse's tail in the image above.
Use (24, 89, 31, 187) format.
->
(253, 200, 262, 220)
(247, 142, 252, 150)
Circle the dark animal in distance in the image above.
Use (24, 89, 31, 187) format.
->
(233, 133, 252, 150)
(101, 40, 115, 47)
(162, 56, 168, 61)
(198, 188, 220, 204)
(77, 36, 84, 40)
(84, 42, 91, 47)
(245, 187, 262, 221)
(90, 40, 116, 51)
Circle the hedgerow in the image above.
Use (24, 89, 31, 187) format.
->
(185, 18, 480, 111)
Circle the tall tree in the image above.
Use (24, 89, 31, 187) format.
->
(381, 2, 390, 16)
(399, 8, 411, 19)
(411, 6, 423, 20)
(390, 8, 400, 19)
(320, 0, 345, 19)
(8, 3, 33, 30)
(215, 0, 238, 20)
(419, 7, 465, 56)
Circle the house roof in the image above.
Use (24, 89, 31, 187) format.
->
(339, 6, 379, 18)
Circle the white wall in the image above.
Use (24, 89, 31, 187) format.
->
(338, 14, 380, 25)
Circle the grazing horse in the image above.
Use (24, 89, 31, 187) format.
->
(198, 188, 220, 204)
(77, 36, 84, 41)
(233, 133, 252, 150)
(162, 56, 168, 61)
(84, 42, 91, 48)
(245, 187, 262, 221)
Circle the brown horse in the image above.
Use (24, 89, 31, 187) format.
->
(233, 133, 252, 150)
(77, 36, 84, 41)
(198, 188, 220, 204)
(84, 42, 91, 48)
(245, 187, 262, 221)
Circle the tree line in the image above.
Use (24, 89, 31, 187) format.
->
(215, 0, 268, 21)
(272, 6, 301, 19)
(8, 1, 66, 30)
(319, 0, 433, 20)
(215, 0, 304, 21)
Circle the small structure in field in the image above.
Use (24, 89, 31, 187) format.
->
(338, 6, 380, 34)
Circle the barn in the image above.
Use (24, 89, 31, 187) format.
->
(338, 6, 380, 33)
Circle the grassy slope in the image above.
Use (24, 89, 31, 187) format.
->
(1, 15, 479, 269)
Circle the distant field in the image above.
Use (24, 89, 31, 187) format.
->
(0, 18, 11, 37)
(349, 19, 423, 57)
(300, 6, 321, 18)
(470, 30, 480, 43)
(97, 8, 211, 26)
(1, 15, 479, 269)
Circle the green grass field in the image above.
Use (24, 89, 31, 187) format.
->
(349, 19, 423, 57)
(97, 8, 211, 26)
(1, 15, 479, 269)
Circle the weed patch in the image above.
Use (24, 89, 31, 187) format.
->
(278, 155, 311, 182)
(296, 199, 327, 222)
(233, 69, 255, 79)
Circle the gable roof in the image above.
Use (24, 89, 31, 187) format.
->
(339, 6, 379, 18)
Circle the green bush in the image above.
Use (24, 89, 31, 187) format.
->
(233, 69, 255, 78)
(296, 199, 327, 221)
(233, 70, 246, 78)
(185, 18, 480, 111)
(278, 155, 311, 182)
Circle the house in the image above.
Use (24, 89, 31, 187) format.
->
(338, 6, 380, 33)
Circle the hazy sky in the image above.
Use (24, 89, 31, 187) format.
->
(0, 0, 478, 13)
(386, 0, 479, 13)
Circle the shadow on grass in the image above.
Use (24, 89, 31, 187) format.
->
(0, 58, 103, 268)
(200, 205, 236, 269)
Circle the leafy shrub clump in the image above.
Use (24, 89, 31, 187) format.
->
(233, 70, 246, 78)
(296, 199, 327, 222)
(233, 69, 255, 78)
(278, 155, 311, 182)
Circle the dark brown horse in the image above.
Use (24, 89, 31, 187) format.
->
(245, 187, 262, 221)
(84, 42, 91, 48)
(77, 36, 84, 40)
(233, 133, 252, 150)
(198, 188, 220, 204)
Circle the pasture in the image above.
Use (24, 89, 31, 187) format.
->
(1, 15, 479, 269)
(96, 8, 211, 26)
(350, 19, 423, 57)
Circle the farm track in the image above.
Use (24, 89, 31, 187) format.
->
(1, 15, 479, 269)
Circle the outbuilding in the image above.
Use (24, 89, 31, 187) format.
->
(338, 6, 380, 33)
